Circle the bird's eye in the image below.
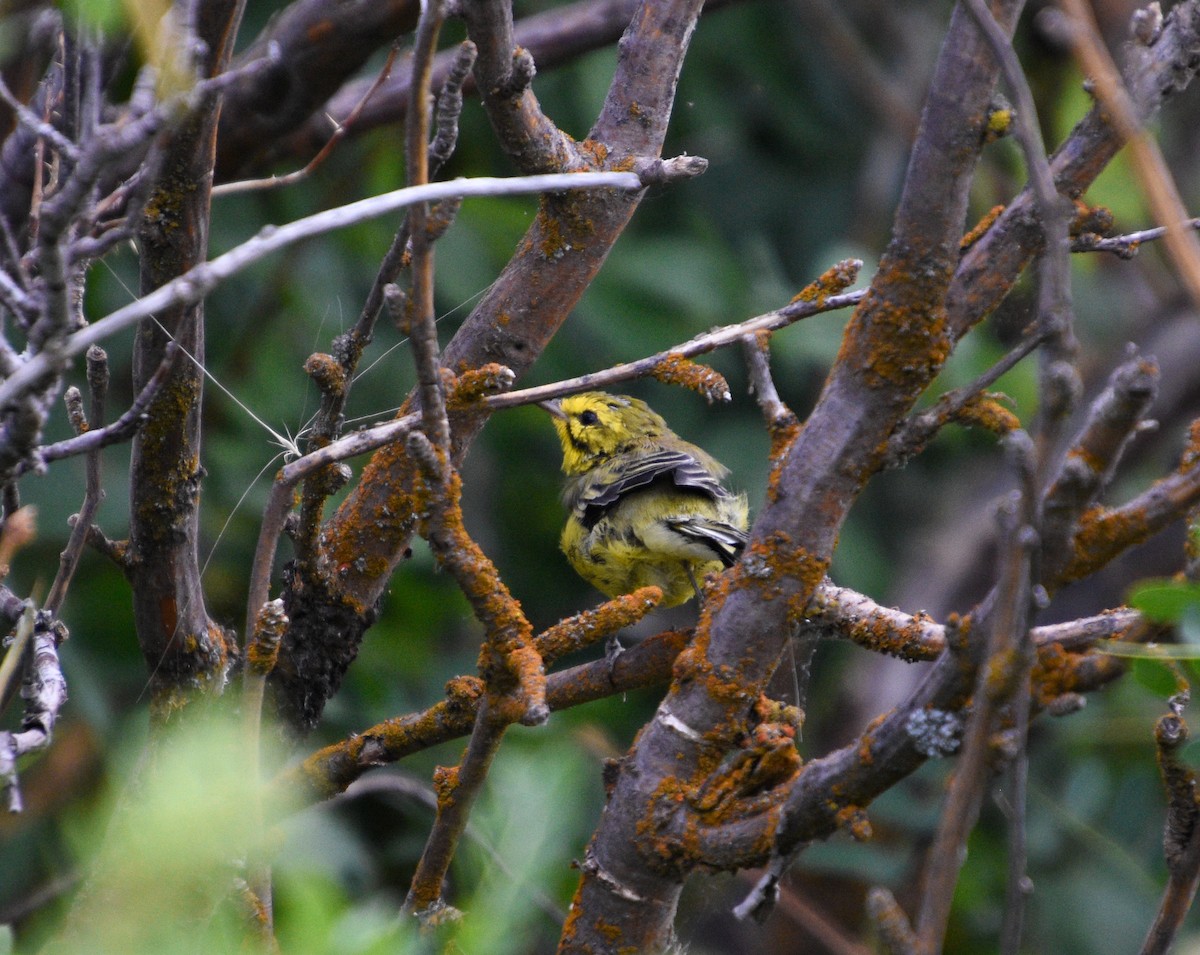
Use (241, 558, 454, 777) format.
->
(579, 410, 599, 426)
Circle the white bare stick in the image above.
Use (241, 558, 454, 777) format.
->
(0, 172, 644, 407)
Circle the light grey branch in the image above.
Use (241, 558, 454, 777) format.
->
(0, 172, 643, 408)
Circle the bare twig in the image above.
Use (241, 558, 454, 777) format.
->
(0, 173, 645, 410)
(741, 333, 794, 430)
(485, 259, 863, 412)
(964, 0, 1078, 468)
(212, 46, 402, 198)
(1140, 697, 1200, 955)
(0, 70, 78, 160)
(915, 437, 1040, 954)
(1073, 217, 1200, 257)
(27, 342, 178, 473)
(885, 329, 1044, 467)
(405, 0, 452, 456)
(1041, 351, 1158, 580)
(1056, 0, 1200, 310)
(43, 345, 110, 616)
(0, 605, 64, 814)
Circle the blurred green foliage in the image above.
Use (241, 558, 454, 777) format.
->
(5, 0, 1200, 952)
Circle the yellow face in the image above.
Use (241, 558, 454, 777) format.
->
(546, 392, 667, 474)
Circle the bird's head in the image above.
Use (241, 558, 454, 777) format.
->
(540, 392, 667, 474)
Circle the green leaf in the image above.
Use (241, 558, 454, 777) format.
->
(1096, 639, 1200, 661)
(1131, 657, 1182, 696)
(1128, 579, 1200, 623)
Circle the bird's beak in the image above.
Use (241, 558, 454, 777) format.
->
(538, 399, 566, 420)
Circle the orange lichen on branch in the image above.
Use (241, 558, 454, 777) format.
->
(1059, 504, 1159, 585)
(432, 763, 460, 808)
(835, 804, 873, 841)
(1070, 201, 1115, 239)
(444, 362, 515, 411)
(245, 599, 287, 676)
(838, 264, 953, 395)
(857, 712, 890, 767)
(953, 393, 1020, 435)
(823, 595, 943, 661)
(493, 644, 548, 726)
(648, 352, 731, 403)
(536, 586, 663, 667)
(1054, 420, 1200, 586)
(1031, 642, 1126, 709)
(689, 724, 801, 824)
(791, 258, 862, 307)
(961, 204, 1005, 250)
(635, 776, 693, 872)
(533, 193, 597, 262)
(291, 681, 485, 802)
(672, 632, 756, 728)
(753, 694, 804, 736)
(579, 137, 610, 165)
(984, 645, 1025, 702)
(304, 352, 346, 398)
(763, 417, 804, 505)
(734, 531, 830, 623)
(410, 439, 546, 722)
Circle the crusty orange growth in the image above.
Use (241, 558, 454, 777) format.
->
(542, 392, 748, 607)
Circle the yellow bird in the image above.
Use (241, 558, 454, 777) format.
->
(541, 392, 749, 608)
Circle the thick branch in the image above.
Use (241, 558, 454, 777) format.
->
(279, 0, 708, 734)
(562, 4, 1027, 947)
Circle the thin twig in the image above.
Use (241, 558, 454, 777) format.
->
(0, 605, 64, 814)
(964, 0, 1078, 463)
(1040, 351, 1158, 580)
(485, 263, 864, 412)
(28, 342, 178, 473)
(741, 333, 794, 429)
(405, 0, 452, 455)
(0, 172, 645, 409)
(1058, 0, 1200, 310)
(1140, 698, 1200, 955)
(212, 47, 401, 198)
(404, 698, 507, 917)
(915, 436, 1040, 954)
(337, 774, 567, 925)
(241, 595, 287, 945)
(885, 329, 1045, 466)
(403, 424, 546, 914)
(0, 71, 79, 160)
(999, 437, 1045, 955)
(43, 345, 110, 616)
(1073, 217, 1200, 258)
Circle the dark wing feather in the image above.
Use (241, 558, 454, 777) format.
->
(666, 516, 748, 567)
(575, 448, 730, 529)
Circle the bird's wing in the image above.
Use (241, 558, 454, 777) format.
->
(665, 515, 749, 567)
(581, 449, 728, 510)
(571, 449, 734, 532)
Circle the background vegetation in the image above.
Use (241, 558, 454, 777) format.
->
(3, 0, 1200, 951)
